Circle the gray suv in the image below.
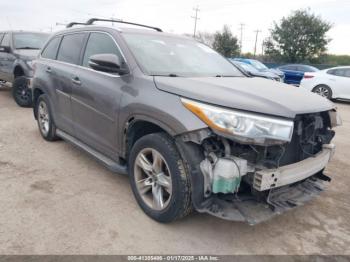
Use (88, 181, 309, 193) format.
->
(0, 31, 49, 107)
(31, 19, 341, 224)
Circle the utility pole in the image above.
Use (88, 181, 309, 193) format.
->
(253, 29, 261, 57)
(239, 23, 245, 56)
(191, 6, 200, 38)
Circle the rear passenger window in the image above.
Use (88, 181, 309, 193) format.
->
(57, 33, 85, 65)
(41, 37, 61, 60)
(0, 34, 4, 43)
(82, 32, 123, 68)
(1, 33, 11, 47)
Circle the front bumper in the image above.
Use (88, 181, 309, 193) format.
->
(197, 173, 330, 225)
(254, 144, 335, 191)
(195, 144, 335, 225)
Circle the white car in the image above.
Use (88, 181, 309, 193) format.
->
(300, 66, 350, 100)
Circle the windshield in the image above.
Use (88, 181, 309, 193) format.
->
(122, 32, 243, 77)
(249, 60, 268, 71)
(13, 33, 49, 49)
(238, 62, 259, 73)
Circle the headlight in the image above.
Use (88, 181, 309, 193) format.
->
(181, 98, 294, 145)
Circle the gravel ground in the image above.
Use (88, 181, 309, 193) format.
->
(0, 86, 349, 255)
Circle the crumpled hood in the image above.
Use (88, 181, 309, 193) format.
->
(13, 49, 40, 60)
(154, 76, 334, 119)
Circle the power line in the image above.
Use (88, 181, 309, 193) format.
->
(191, 6, 200, 38)
(253, 29, 262, 57)
(239, 23, 245, 56)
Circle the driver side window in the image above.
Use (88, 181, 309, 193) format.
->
(82, 32, 124, 68)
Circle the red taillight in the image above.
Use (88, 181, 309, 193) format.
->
(303, 74, 314, 79)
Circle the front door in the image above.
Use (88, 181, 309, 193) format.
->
(71, 32, 127, 160)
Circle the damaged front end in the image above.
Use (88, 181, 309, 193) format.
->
(177, 106, 340, 225)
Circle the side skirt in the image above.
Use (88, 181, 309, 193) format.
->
(56, 129, 128, 175)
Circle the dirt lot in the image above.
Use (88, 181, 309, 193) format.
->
(0, 86, 350, 255)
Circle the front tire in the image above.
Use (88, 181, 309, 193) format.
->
(312, 85, 332, 99)
(129, 133, 192, 223)
(35, 94, 59, 141)
(12, 76, 32, 107)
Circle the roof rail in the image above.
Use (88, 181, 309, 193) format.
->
(66, 22, 87, 28)
(85, 18, 162, 32)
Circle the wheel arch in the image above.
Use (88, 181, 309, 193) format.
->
(123, 116, 176, 160)
(13, 65, 25, 78)
(32, 87, 45, 119)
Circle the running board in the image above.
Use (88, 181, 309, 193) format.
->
(56, 129, 128, 175)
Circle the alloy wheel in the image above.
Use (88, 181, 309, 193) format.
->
(38, 101, 50, 136)
(314, 86, 330, 98)
(134, 148, 172, 211)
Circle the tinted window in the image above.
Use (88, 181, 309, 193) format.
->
(57, 33, 85, 65)
(41, 37, 61, 60)
(1, 33, 11, 47)
(343, 69, 350, 78)
(297, 65, 319, 72)
(0, 33, 4, 43)
(82, 32, 123, 67)
(328, 68, 349, 77)
(280, 65, 296, 71)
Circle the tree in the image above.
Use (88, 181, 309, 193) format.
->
(196, 31, 215, 48)
(212, 25, 240, 57)
(266, 9, 332, 63)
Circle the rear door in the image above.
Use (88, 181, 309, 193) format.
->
(0, 33, 16, 82)
(47, 33, 87, 135)
(71, 31, 127, 160)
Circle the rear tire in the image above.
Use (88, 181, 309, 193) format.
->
(12, 76, 32, 107)
(128, 133, 192, 223)
(35, 94, 59, 141)
(312, 85, 332, 99)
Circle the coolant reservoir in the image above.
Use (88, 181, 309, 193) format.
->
(212, 157, 247, 194)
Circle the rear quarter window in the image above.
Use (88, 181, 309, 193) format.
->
(57, 33, 86, 65)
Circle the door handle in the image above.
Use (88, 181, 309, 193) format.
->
(46, 67, 52, 73)
(72, 77, 81, 86)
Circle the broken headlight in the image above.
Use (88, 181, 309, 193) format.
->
(181, 98, 294, 145)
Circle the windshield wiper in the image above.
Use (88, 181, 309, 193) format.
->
(16, 47, 40, 50)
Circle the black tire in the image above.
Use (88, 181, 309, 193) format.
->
(312, 85, 333, 99)
(35, 94, 59, 141)
(12, 76, 32, 107)
(128, 133, 192, 223)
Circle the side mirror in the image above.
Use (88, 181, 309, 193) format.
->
(88, 54, 129, 75)
(0, 46, 10, 53)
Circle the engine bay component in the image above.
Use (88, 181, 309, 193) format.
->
(200, 153, 248, 195)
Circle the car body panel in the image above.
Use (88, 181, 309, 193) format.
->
(154, 76, 334, 118)
(278, 64, 319, 86)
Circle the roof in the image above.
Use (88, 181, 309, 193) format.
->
(51, 25, 190, 40)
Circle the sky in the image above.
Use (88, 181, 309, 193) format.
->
(0, 0, 349, 55)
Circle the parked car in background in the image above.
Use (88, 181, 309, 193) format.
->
(229, 59, 282, 81)
(233, 58, 285, 81)
(278, 64, 319, 86)
(0, 31, 49, 107)
(300, 66, 350, 100)
(32, 19, 340, 225)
